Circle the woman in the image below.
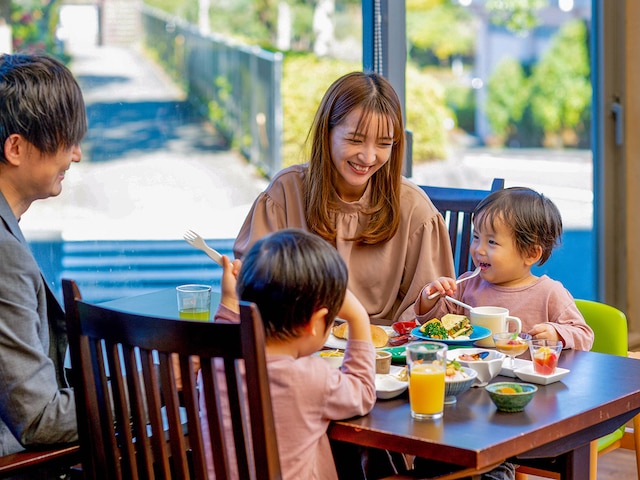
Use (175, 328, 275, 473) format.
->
(234, 71, 454, 325)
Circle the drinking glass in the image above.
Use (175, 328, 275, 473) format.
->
(493, 332, 532, 371)
(530, 339, 563, 375)
(176, 284, 212, 321)
(406, 342, 447, 420)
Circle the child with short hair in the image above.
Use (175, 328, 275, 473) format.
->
(415, 186, 593, 351)
(200, 228, 376, 479)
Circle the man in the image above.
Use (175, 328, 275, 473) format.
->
(0, 53, 86, 459)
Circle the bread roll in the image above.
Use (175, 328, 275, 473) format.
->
(331, 323, 389, 348)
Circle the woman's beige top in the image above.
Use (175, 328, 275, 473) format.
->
(234, 164, 455, 325)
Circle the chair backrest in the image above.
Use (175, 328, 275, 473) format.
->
(62, 279, 281, 480)
(575, 298, 628, 356)
(420, 178, 505, 276)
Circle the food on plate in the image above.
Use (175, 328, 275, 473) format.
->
(393, 366, 408, 382)
(496, 385, 522, 394)
(458, 352, 489, 362)
(332, 322, 389, 348)
(388, 334, 411, 346)
(319, 349, 344, 358)
(388, 320, 418, 346)
(419, 318, 449, 339)
(392, 320, 418, 335)
(445, 360, 470, 381)
(419, 314, 473, 340)
(441, 314, 473, 338)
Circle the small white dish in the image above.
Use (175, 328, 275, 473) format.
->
(448, 348, 505, 386)
(514, 364, 570, 385)
(375, 365, 408, 400)
(500, 358, 531, 377)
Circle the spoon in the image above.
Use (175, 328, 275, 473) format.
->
(427, 267, 482, 300)
(444, 296, 474, 311)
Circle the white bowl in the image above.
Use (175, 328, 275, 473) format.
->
(447, 348, 505, 385)
(445, 366, 477, 404)
(375, 374, 408, 400)
(314, 350, 344, 368)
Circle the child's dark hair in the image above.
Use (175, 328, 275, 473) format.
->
(474, 187, 562, 266)
(237, 228, 348, 341)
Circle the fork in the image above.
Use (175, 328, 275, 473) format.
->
(183, 230, 224, 266)
(427, 266, 482, 300)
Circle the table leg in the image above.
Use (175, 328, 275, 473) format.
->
(515, 442, 591, 480)
(560, 443, 590, 480)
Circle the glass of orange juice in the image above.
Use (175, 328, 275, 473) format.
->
(406, 341, 448, 420)
(176, 284, 212, 321)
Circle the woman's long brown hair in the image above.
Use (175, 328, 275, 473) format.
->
(303, 71, 405, 245)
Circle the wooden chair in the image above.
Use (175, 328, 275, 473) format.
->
(0, 444, 81, 479)
(516, 299, 640, 480)
(420, 178, 505, 276)
(61, 278, 281, 480)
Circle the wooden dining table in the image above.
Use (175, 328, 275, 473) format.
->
(100, 287, 640, 480)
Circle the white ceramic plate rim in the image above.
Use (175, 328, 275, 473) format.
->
(513, 364, 570, 385)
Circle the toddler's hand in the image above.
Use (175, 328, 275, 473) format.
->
(220, 255, 240, 311)
(423, 276, 457, 300)
(528, 323, 561, 344)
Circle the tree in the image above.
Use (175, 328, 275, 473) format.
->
(485, 0, 549, 35)
(485, 57, 529, 145)
(529, 19, 591, 147)
(407, 0, 474, 64)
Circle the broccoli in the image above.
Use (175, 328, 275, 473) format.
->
(419, 319, 449, 339)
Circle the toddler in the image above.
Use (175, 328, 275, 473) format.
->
(200, 228, 376, 479)
(415, 186, 593, 351)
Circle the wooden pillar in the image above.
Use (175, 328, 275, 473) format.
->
(625, 0, 640, 346)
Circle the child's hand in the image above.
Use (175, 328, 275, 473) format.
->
(337, 289, 371, 343)
(220, 255, 240, 312)
(422, 276, 457, 301)
(528, 323, 561, 344)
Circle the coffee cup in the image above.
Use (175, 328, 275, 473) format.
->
(469, 306, 521, 348)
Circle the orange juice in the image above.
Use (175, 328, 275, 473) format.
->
(179, 308, 210, 321)
(409, 363, 445, 419)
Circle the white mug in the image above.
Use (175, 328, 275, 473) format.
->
(469, 306, 522, 348)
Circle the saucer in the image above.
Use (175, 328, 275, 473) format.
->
(514, 364, 570, 385)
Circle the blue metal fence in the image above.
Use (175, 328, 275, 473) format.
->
(141, 5, 283, 177)
(33, 238, 235, 304)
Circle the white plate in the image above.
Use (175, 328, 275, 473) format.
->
(514, 364, 570, 385)
(500, 358, 531, 377)
(324, 326, 395, 350)
(375, 365, 408, 400)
